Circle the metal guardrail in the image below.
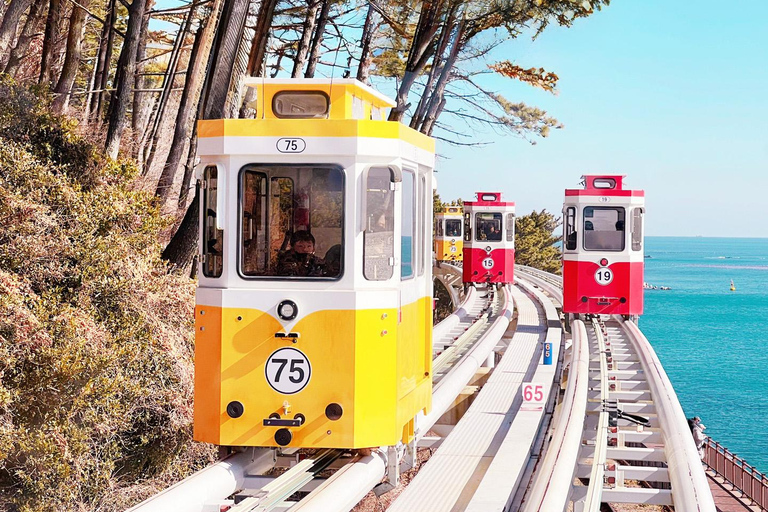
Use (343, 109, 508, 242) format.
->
(706, 438, 768, 509)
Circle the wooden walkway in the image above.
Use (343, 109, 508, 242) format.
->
(707, 470, 762, 512)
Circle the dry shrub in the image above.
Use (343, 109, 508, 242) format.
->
(0, 77, 216, 511)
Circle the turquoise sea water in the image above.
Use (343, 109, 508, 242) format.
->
(641, 236, 768, 473)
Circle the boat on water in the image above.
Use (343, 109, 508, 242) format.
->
(730, 279, 736, 291)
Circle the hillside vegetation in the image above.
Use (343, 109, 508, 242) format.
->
(0, 78, 215, 512)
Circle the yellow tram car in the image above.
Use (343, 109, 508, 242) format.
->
(193, 79, 435, 449)
(434, 206, 463, 263)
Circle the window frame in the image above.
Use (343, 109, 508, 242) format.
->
(445, 219, 462, 238)
(272, 91, 330, 119)
(401, 170, 416, 280)
(582, 206, 626, 252)
(565, 206, 577, 251)
(363, 166, 396, 281)
(237, 163, 345, 280)
(202, 164, 224, 278)
(631, 207, 644, 251)
(475, 212, 503, 242)
(505, 213, 515, 243)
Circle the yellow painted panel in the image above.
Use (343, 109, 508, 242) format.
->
(220, 308, 356, 447)
(435, 239, 463, 261)
(353, 307, 399, 447)
(193, 305, 223, 443)
(194, 301, 432, 448)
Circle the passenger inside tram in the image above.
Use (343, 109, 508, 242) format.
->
(277, 231, 326, 277)
(241, 165, 343, 278)
(445, 219, 462, 237)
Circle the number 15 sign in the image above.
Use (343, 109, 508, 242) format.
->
(522, 382, 545, 411)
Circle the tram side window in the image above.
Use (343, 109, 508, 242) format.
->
(464, 213, 471, 241)
(401, 171, 415, 279)
(436, 219, 444, 237)
(565, 207, 577, 250)
(475, 212, 502, 241)
(631, 208, 644, 251)
(241, 165, 343, 278)
(445, 220, 461, 237)
(202, 165, 223, 278)
(583, 206, 625, 251)
(417, 175, 426, 276)
(364, 167, 395, 281)
(505, 214, 515, 242)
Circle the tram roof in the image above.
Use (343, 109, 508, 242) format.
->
(243, 77, 396, 112)
(565, 175, 644, 197)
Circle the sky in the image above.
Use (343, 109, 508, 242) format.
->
(422, 1, 768, 238)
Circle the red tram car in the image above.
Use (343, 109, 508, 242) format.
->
(462, 192, 515, 286)
(562, 175, 645, 316)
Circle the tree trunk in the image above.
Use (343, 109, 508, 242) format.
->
(202, 0, 251, 119)
(244, 0, 278, 78)
(0, 0, 35, 63)
(410, 4, 456, 129)
(163, 0, 251, 271)
(37, 0, 62, 84)
(131, 1, 152, 150)
(52, 1, 88, 113)
(356, 2, 377, 83)
(420, 18, 464, 135)
(177, 124, 198, 207)
(161, 189, 199, 272)
(104, 0, 148, 159)
(3, 0, 46, 76)
(142, 1, 194, 173)
(291, 0, 319, 78)
(303, 0, 329, 78)
(155, 0, 225, 204)
(92, 0, 116, 122)
(388, 0, 443, 122)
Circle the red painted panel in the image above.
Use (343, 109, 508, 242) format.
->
(463, 248, 515, 284)
(562, 260, 644, 315)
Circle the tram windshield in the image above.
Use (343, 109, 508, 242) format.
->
(240, 165, 343, 279)
(475, 213, 502, 241)
(583, 206, 625, 251)
(445, 219, 462, 237)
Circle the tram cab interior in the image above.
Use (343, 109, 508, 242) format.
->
(194, 78, 435, 450)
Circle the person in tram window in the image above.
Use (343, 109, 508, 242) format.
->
(323, 244, 342, 277)
(277, 231, 326, 277)
(487, 223, 501, 241)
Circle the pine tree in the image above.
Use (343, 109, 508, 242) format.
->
(515, 209, 561, 274)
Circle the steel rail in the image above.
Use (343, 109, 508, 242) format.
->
(583, 318, 610, 511)
(125, 449, 277, 512)
(521, 318, 589, 512)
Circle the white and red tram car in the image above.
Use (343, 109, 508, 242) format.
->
(562, 175, 645, 316)
(462, 192, 515, 286)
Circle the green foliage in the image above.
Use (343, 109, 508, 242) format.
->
(0, 78, 216, 511)
(515, 209, 562, 274)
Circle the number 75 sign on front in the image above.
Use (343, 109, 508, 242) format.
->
(521, 382, 545, 410)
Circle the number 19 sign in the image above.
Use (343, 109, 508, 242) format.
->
(522, 382, 545, 409)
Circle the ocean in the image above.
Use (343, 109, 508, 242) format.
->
(641, 236, 768, 473)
